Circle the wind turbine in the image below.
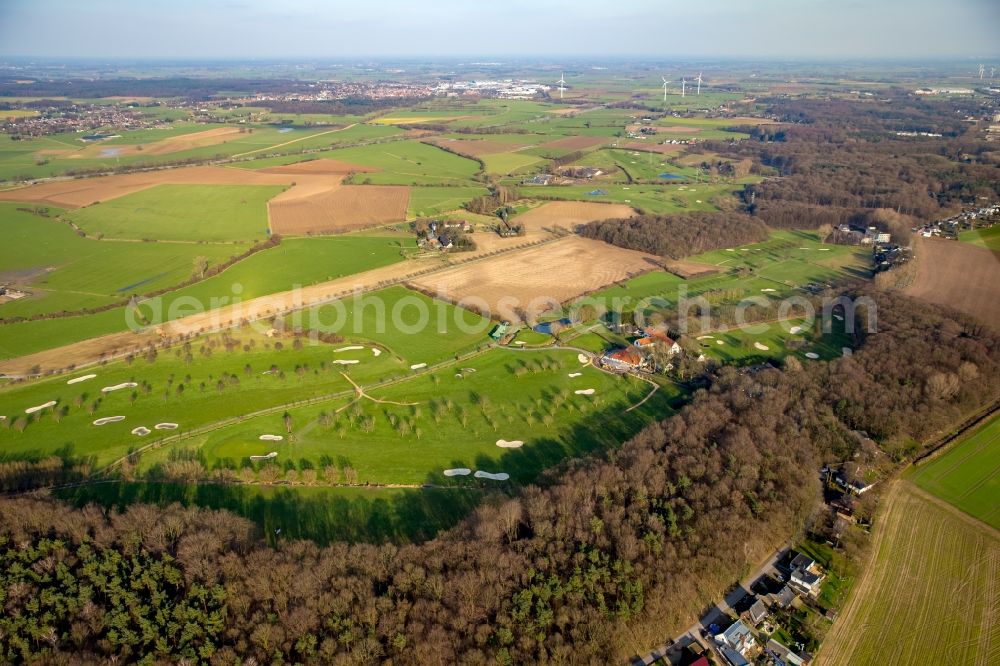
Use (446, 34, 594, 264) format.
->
(695, 72, 703, 95)
(681, 77, 686, 98)
(979, 64, 986, 79)
(661, 76, 670, 102)
(557, 72, 566, 99)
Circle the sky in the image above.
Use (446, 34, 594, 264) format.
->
(0, 0, 998, 60)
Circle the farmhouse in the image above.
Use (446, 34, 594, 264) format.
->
(633, 329, 682, 355)
(602, 346, 647, 371)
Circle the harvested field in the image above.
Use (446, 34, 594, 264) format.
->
(538, 136, 608, 151)
(428, 138, 531, 157)
(658, 126, 702, 134)
(662, 259, 721, 279)
(135, 127, 245, 156)
(620, 141, 686, 155)
(818, 481, 999, 666)
(268, 184, 409, 235)
(904, 236, 1000, 330)
(409, 236, 657, 320)
(513, 201, 636, 232)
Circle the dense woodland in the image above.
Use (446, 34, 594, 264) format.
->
(2, 290, 997, 663)
(581, 212, 770, 258)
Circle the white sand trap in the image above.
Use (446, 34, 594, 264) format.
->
(761, 288, 776, 293)
(259, 434, 284, 442)
(789, 326, 803, 334)
(331, 359, 360, 365)
(833, 314, 844, 321)
(462, 368, 477, 373)
(799, 247, 811, 250)
(474, 471, 510, 481)
(577, 353, 589, 364)
(695, 199, 702, 203)
(842, 347, 853, 357)
(574, 388, 596, 396)
(818, 248, 830, 251)
(455, 373, 464, 379)
(754, 342, 770, 351)
(371, 348, 382, 357)
(131, 426, 150, 436)
(496, 439, 524, 448)
(726, 248, 735, 252)
(335, 345, 364, 352)
(250, 452, 278, 462)
(25, 400, 57, 414)
(568, 372, 582, 378)
(93, 416, 125, 426)
(101, 382, 138, 393)
(716, 340, 725, 345)
(443, 468, 471, 477)
(155, 423, 178, 430)
(697, 335, 715, 340)
(261, 370, 278, 375)
(804, 352, 820, 359)
(410, 363, 427, 370)
(514, 341, 527, 345)
(67, 374, 96, 385)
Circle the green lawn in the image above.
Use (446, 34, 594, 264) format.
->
(406, 185, 491, 217)
(524, 181, 741, 215)
(139, 347, 671, 486)
(481, 151, 545, 175)
(68, 184, 283, 242)
(908, 414, 1000, 529)
(958, 225, 1000, 251)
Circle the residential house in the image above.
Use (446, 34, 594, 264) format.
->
(528, 174, 554, 185)
(748, 599, 768, 625)
(835, 474, 876, 495)
(765, 639, 812, 665)
(772, 584, 798, 609)
(720, 647, 750, 666)
(490, 321, 510, 341)
(789, 568, 824, 599)
(634, 329, 682, 355)
(716, 620, 755, 655)
(442, 219, 472, 232)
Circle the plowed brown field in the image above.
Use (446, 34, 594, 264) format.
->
(513, 201, 636, 231)
(538, 136, 608, 151)
(268, 185, 409, 235)
(904, 236, 1000, 330)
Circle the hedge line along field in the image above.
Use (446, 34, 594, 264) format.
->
(0, 236, 412, 359)
(0, 203, 235, 317)
(0, 329, 405, 467)
(68, 184, 284, 242)
(138, 348, 672, 486)
(908, 413, 1000, 529)
(818, 481, 999, 666)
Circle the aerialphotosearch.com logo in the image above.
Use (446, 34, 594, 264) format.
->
(124, 282, 878, 341)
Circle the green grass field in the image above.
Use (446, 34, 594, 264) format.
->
(958, 225, 1000, 251)
(908, 414, 1000, 529)
(818, 481, 1000, 665)
(0, 236, 410, 359)
(524, 181, 742, 214)
(68, 184, 283, 242)
(406, 185, 490, 217)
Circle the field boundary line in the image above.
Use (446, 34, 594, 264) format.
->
(904, 482, 1000, 541)
(231, 124, 358, 158)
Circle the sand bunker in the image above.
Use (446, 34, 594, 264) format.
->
(761, 288, 776, 293)
(474, 471, 510, 481)
(462, 368, 477, 373)
(410, 363, 427, 370)
(568, 372, 582, 378)
(332, 359, 360, 365)
(131, 426, 151, 436)
(259, 434, 284, 441)
(804, 352, 820, 359)
(25, 400, 57, 414)
(716, 340, 725, 345)
(818, 248, 830, 251)
(67, 374, 96, 385)
(514, 341, 527, 345)
(93, 416, 125, 426)
(789, 326, 803, 334)
(754, 342, 770, 351)
(574, 388, 596, 396)
(443, 468, 471, 477)
(102, 382, 138, 393)
(697, 335, 714, 340)
(372, 348, 382, 357)
(335, 346, 364, 352)
(155, 423, 178, 430)
(577, 354, 589, 364)
(496, 439, 524, 448)
(250, 452, 278, 462)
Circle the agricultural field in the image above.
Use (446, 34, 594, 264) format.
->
(524, 182, 744, 215)
(959, 224, 1000, 251)
(512, 200, 636, 232)
(69, 184, 283, 242)
(409, 235, 658, 321)
(406, 185, 491, 217)
(0, 203, 235, 317)
(904, 236, 1000, 330)
(818, 481, 1000, 666)
(268, 184, 409, 235)
(908, 413, 1000, 529)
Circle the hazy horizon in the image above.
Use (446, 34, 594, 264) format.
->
(2, 0, 998, 61)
